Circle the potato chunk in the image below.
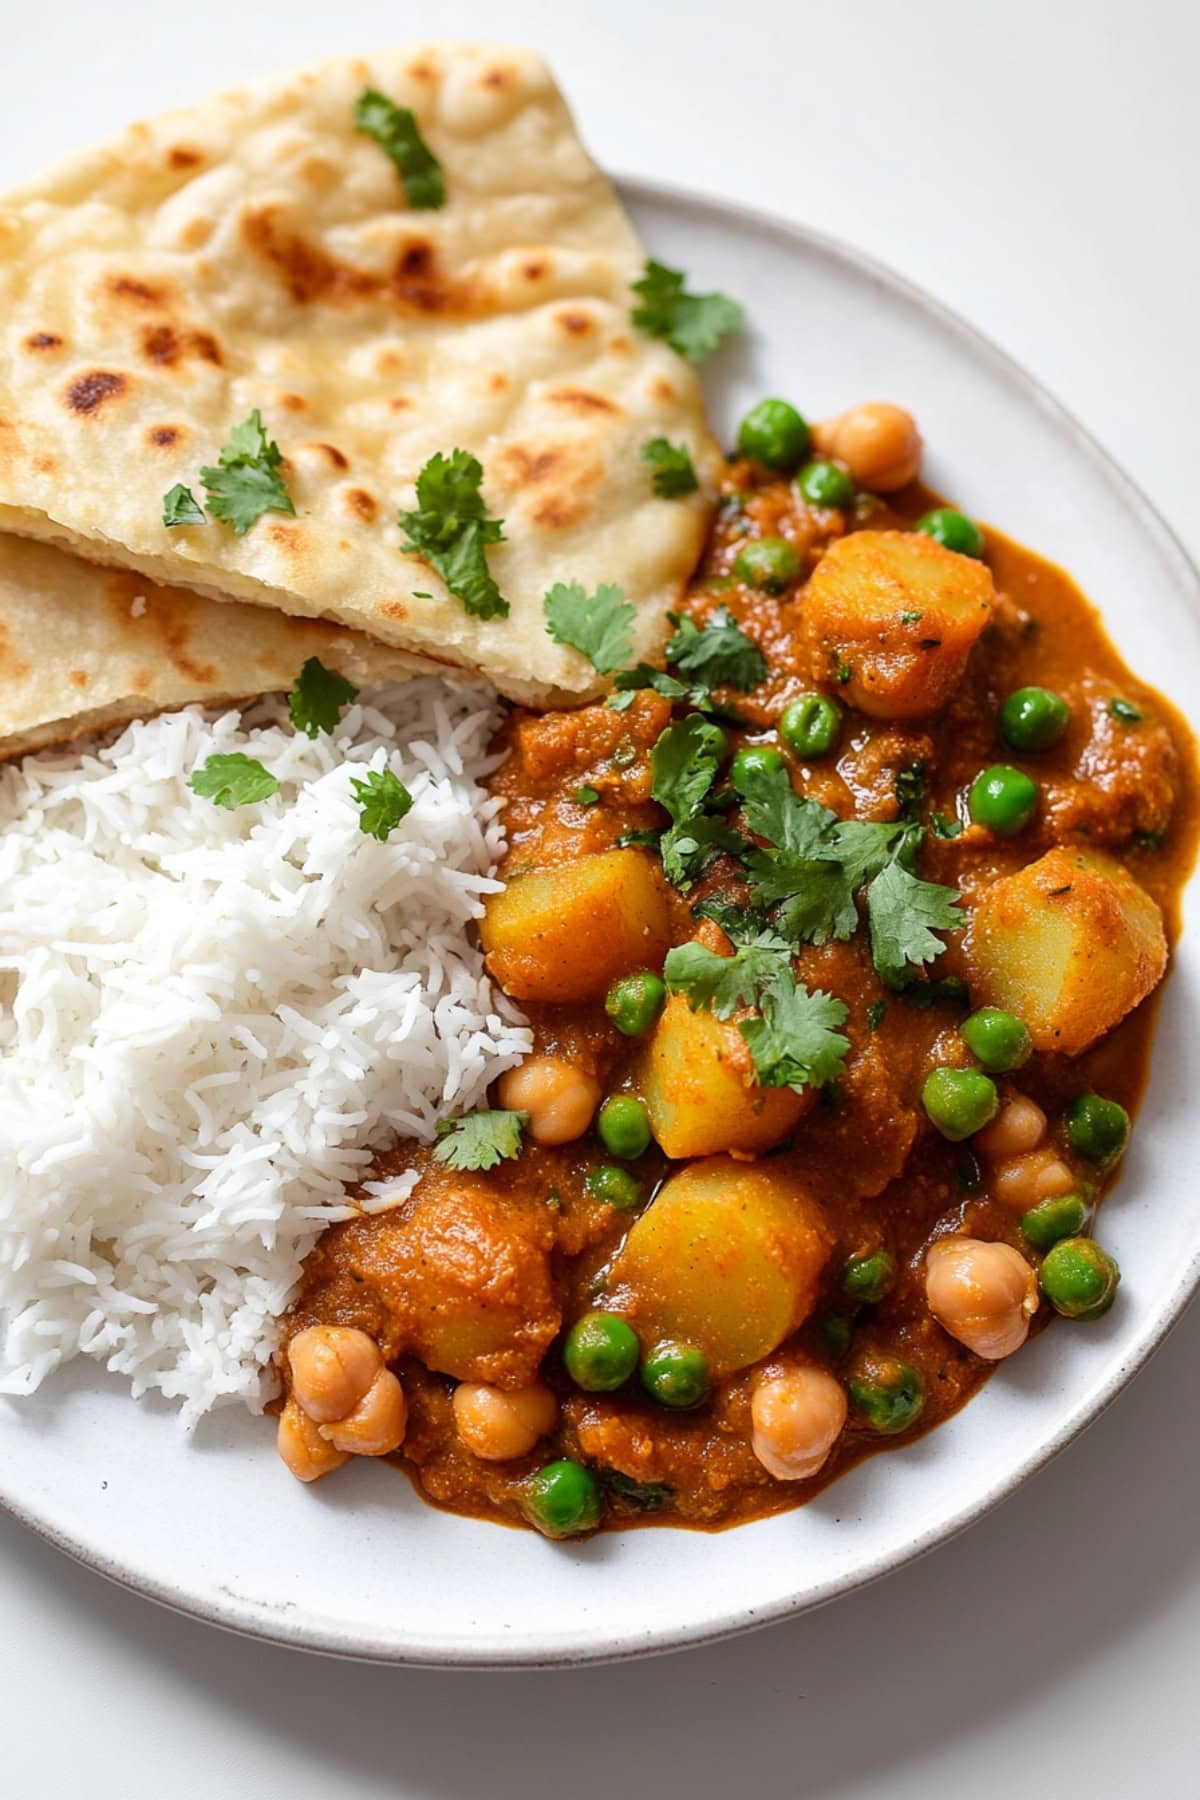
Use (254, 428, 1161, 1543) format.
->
(802, 530, 994, 718)
(609, 1158, 830, 1374)
(637, 994, 811, 1158)
(966, 848, 1166, 1054)
(481, 849, 671, 1002)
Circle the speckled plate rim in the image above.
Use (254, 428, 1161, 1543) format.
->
(1, 174, 1197, 1669)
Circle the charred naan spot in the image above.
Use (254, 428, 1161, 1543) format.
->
(278, 393, 308, 413)
(608, 337, 633, 354)
(33, 454, 58, 475)
(376, 348, 406, 374)
(180, 218, 213, 250)
(68, 670, 89, 689)
(241, 204, 374, 307)
(555, 310, 593, 335)
(380, 600, 410, 621)
(0, 621, 30, 682)
(299, 154, 339, 190)
(547, 386, 620, 415)
(389, 396, 412, 413)
(312, 442, 349, 470)
(109, 275, 168, 307)
(146, 424, 182, 448)
(651, 376, 678, 403)
(131, 668, 153, 693)
(407, 59, 436, 83)
(523, 259, 548, 281)
(496, 439, 604, 530)
(489, 373, 509, 393)
(65, 370, 128, 415)
(168, 145, 204, 170)
(266, 522, 306, 553)
(25, 331, 63, 352)
(344, 487, 377, 522)
(140, 325, 222, 370)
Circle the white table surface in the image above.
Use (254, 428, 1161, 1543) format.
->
(3, 1, 1197, 1792)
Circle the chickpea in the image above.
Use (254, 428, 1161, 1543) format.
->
(277, 1397, 350, 1483)
(812, 402, 923, 492)
(320, 1368, 408, 1457)
(993, 1148, 1076, 1213)
(453, 1380, 558, 1461)
(751, 1367, 848, 1482)
(287, 1324, 382, 1424)
(925, 1237, 1038, 1360)
(497, 1056, 600, 1145)
(975, 1095, 1047, 1162)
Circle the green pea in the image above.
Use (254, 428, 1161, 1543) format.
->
(968, 763, 1039, 835)
(1039, 1237, 1120, 1320)
(960, 1006, 1032, 1073)
(736, 398, 811, 471)
(605, 970, 666, 1037)
(563, 1312, 640, 1392)
(597, 1095, 651, 1160)
(796, 458, 855, 509)
(999, 686, 1071, 752)
(843, 1250, 896, 1305)
(641, 1340, 710, 1409)
(522, 1459, 602, 1538)
(731, 745, 785, 790)
(921, 1067, 999, 1141)
(779, 693, 842, 758)
(1020, 1193, 1087, 1251)
(734, 537, 801, 594)
(847, 1353, 925, 1434)
(585, 1165, 641, 1211)
(915, 507, 986, 559)
(1065, 1093, 1130, 1167)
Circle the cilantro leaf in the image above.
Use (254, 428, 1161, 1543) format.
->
(600, 1470, 674, 1511)
(611, 664, 743, 723)
(642, 437, 699, 499)
(354, 88, 445, 209)
(631, 260, 742, 361)
(398, 450, 507, 620)
(738, 965, 850, 1091)
(434, 1109, 526, 1172)
(660, 813, 747, 889)
(350, 767, 414, 841)
(736, 758, 836, 859)
(188, 753, 279, 810)
(162, 483, 204, 527)
(651, 713, 726, 825)
(544, 580, 635, 674)
(866, 860, 963, 990)
(199, 410, 295, 536)
(666, 607, 766, 692)
(664, 932, 791, 1018)
(288, 658, 360, 738)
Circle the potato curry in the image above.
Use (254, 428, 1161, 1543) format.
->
(275, 398, 1198, 1537)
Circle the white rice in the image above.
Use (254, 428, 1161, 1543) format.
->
(0, 679, 530, 1426)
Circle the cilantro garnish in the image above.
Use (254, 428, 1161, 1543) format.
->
(650, 714, 745, 885)
(350, 767, 413, 841)
(399, 451, 507, 620)
(600, 1470, 674, 1511)
(729, 756, 962, 984)
(354, 88, 445, 209)
(642, 437, 699, 499)
(665, 607, 766, 693)
(574, 785, 601, 806)
(1108, 698, 1143, 724)
(288, 658, 360, 738)
(162, 483, 204, 527)
(631, 260, 742, 362)
(434, 1108, 527, 1171)
(200, 410, 295, 536)
(664, 936, 849, 1093)
(931, 812, 964, 840)
(866, 861, 964, 990)
(544, 580, 635, 674)
(188, 752, 279, 810)
(894, 761, 927, 820)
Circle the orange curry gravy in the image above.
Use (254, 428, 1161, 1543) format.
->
(284, 464, 1198, 1532)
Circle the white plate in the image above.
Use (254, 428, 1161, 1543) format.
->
(1, 179, 1197, 1667)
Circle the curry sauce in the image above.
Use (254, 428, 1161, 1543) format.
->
(282, 454, 1198, 1533)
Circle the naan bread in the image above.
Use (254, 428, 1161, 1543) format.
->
(0, 46, 719, 705)
(0, 535, 421, 756)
